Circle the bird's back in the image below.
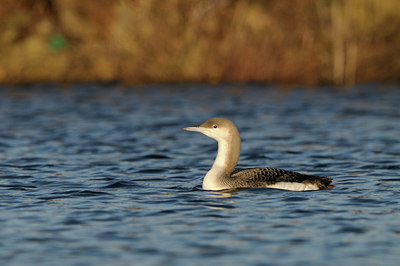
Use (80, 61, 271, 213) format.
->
(230, 167, 334, 190)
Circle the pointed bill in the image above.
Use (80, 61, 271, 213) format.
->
(183, 126, 202, 132)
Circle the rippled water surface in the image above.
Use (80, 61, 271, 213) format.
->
(0, 84, 399, 265)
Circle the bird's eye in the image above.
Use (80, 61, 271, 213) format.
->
(213, 125, 218, 128)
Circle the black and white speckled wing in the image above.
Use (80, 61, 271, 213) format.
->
(231, 167, 334, 189)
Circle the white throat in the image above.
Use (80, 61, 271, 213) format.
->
(203, 137, 241, 190)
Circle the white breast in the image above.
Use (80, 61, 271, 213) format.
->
(266, 182, 319, 191)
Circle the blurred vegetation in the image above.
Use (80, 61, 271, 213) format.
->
(0, 0, 399, 85)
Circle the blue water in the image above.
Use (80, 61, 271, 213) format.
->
(0, 84, 399, 265)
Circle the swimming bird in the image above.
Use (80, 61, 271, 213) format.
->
(183, 118, 334, 191)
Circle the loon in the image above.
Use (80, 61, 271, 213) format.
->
(184, 118, 334, 191)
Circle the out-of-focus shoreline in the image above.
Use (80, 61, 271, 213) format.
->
(1, 0, 399, 86)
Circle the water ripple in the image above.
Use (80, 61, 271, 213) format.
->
(0, 85, 399, 265)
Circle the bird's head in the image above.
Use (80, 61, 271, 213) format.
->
(183, 118, 239, 143)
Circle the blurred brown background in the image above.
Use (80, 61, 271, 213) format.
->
(1, 0, 399, 85)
